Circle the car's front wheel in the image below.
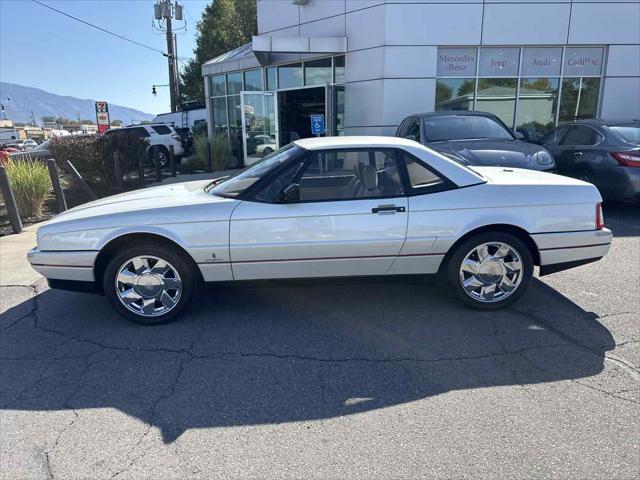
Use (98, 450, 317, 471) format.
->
(447, 232, 533, 310)
(103, 244, 197, 324)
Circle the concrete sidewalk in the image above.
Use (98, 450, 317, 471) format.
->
(0, 223, 41, 286)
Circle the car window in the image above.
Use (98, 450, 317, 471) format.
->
(403, 153, 445, 190)
(406, 118, 421, 142)
(134, 127, 151, 138)
(561, 126, 601, 146)
(423, 115, 513, 142)
(609, 124, 640, 145)
(295, 149, 404, 202)
(539, 126, 570, 146)
(151, 125, 172, 135)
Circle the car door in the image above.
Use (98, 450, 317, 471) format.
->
(229, 148, 409, 280)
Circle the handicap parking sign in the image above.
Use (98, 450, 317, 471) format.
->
(310, 114, 325, 135)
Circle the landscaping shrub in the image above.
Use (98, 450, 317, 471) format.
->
(210, 133, 232, 170)
(191, 134, 211, 172)
(48, 133, 147, 189)
(6, 158, 51, 217)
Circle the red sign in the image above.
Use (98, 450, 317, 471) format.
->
(95, 101, 110, 134)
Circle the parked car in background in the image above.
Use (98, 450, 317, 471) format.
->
(28, 137, 610, 324)
(104, 124, 184, 167)
(6, 139, 38, 151)
(538, 120, 640, 202)
(397, 111, 556, 172)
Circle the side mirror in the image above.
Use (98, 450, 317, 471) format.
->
(405, 134, 417, 141)
(278, 183, 300, 203)
(513, 131, 525, 140)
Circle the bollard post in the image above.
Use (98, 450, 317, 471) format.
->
(207, 140, 213, 172)
(137, 150, 145, 188)
(169, 145, 176, 177)
(46, 159, 67, 212)
(155, 148, 162, 182)
(0, 166, 23, 234)
(113, 151, 124, 192)
(65, 161, 97, 201)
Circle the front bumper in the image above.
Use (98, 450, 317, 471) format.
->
(531, 228, 612, 274)
(27, 248, 98, 282)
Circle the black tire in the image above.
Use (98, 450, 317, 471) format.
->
(103, 243, 198, 325)
(447, 232, 534, 310)
(149, 146, 169, 168)
(262, 147, 274, 156)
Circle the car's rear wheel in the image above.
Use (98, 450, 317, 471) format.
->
(103, 244, 197, 324)
(447, 232, 533, 310)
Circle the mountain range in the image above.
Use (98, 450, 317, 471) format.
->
(0, 82, 154, 125)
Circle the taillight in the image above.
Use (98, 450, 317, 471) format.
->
(172, 134, 181, 141)
(595, 203, 605, 230)
(611, 151, 640, 167)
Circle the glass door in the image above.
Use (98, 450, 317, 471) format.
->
(325, 84, 345, 136)
(240, 91, 279, 166)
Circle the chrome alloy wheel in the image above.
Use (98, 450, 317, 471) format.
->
(458, 242, 523, 303)
(115, 256, 182, 317)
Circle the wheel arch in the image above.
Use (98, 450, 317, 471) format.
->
(438, 223, 541, 275)
(94, 232, 202, 293)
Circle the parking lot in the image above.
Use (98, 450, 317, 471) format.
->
(1, 204, 638, 479)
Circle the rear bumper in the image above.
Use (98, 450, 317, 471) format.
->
(27, 248, 97, 282)
(532, 228, 612, 274)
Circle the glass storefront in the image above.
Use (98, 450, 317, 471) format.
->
(436, 46, 604, 140)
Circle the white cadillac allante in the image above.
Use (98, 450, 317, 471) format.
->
(28, 137, 612, 324)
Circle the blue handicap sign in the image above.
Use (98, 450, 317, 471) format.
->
(310, 114, 325, 135)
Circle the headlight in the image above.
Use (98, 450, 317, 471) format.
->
(533, 150, 554, 166)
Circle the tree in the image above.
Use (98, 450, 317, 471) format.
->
(111, 119, 123, 126)
(179, 0, 257, 103)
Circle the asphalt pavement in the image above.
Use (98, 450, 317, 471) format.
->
(1, 204, 638, 479)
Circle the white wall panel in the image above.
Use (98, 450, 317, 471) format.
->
(482, 4, 571, 45)
(600, 77, 640, 120)
(300, 15, 346, 37)
(346, 0, 384, 11)
(382, 78, 436, 125)
(257, 0, 300, 34)
(344, 80, 385, 127)
(569, 3, 640, 45)
(606, 45, 640, 77)
(384, 46, 438, 78)
(346, 4, 386, 51)
(343, 126, 390, 136)
(385, 4, 482, 45)
(299, 0, 345, 23)
(346, 48, 385, 82)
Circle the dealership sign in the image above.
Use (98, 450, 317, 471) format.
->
(437, 48, 477, 76)
(95, 101, 110, 134)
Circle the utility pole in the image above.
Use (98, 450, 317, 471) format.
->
(154, 0, 183, 113)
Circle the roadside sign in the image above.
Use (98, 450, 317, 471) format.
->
(310, 114, 324, 136)
(95, 101, 110, 134)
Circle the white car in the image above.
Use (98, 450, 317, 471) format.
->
(28, 137, 612, 324)
(104, 124, 184, 167)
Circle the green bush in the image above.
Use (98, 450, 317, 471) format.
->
(48, 133, 147, 188)
(191, 134, 211, 171)
(192, 133, 233, 171)
(7, 159, 51, 217)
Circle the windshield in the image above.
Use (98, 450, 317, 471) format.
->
(424, 115, 514, 142)
(609, 124, 640, 145)
(207, 144, 302, 198)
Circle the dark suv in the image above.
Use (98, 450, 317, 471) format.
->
(396, 111, 556, 172)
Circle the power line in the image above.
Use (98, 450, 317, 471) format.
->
(31, 0, 170, 57)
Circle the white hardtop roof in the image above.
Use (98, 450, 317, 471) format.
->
(293, 136, 485, 187)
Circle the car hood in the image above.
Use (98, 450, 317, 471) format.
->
(42, 180, 237, 233)
(429, 139, 550, 169)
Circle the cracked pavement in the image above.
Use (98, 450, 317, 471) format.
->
(1, 204, 638, 479)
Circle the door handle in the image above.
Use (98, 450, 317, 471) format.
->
(372, 205, 406, 214)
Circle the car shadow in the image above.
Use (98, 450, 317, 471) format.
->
(1, 276, 615, 443)
(603, 202, 640, 237)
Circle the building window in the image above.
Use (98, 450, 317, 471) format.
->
(278, 62, 303, 89)
(266, 67, 277, 90)
(244, 69, 262, 91)
(210, 75, 226, 97)
(227, 72, 243, 95)
(334, 56, 345, 84)
(304, 58, 332, 86)
(436, 46, 605, 141)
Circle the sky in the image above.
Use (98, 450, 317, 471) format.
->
(0, 0, 210, 115)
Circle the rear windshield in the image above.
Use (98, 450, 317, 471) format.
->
(424, 115, 513, 142)
(609, 124, 640, 145)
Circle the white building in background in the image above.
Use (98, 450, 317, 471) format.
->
(202, 0, 640, 166)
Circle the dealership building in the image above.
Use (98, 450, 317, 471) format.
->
(202, 0, 640, 165)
